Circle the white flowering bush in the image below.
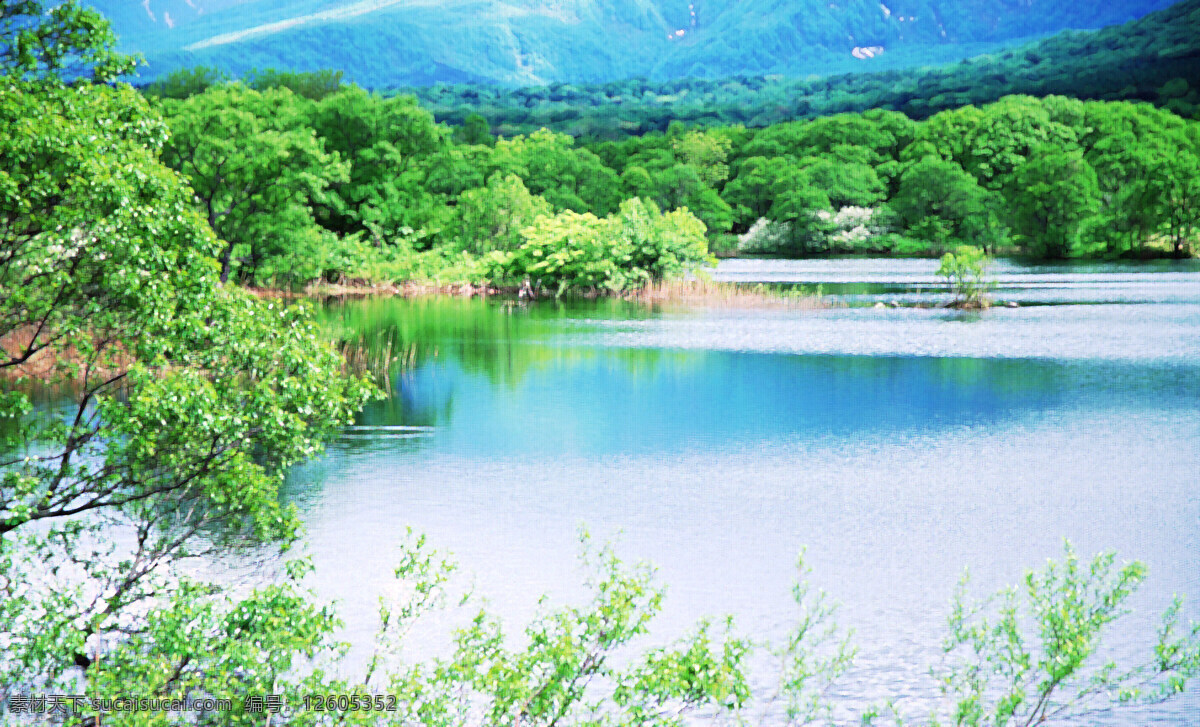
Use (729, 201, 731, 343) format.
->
(737, 217, 794, 254)
(817, 206, 876, 245)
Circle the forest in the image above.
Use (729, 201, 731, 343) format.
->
(140, 71, 1200, 291)
(124, 1, 1200, 293)
(391, 0, 1200, 139)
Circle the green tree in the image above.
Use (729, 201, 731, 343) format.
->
(309, 88, 446, 240)
(454, 112, 495, 146)
(909, 97, 1079, 191)
(0, 0, 137, 83)
(1009, 148, 1103, 258)
(160, 84, 348, 284)
(937, 245, 994, 308)
(892, 157, 999, 251)
(246, 67, 345, 100)
(1162, 141, 1200, 258)
(796, 156, 886, 210)
(672, 129, 733, 186)
(0, 36, 371, 709)
(770, 185, 834, 255)
(81, 569, 346, 727)
(1080, 104, 1180, 257)
(643, 163, 735, 234)
(723, 156, 795, 228)
(362, 531, 849, 727)
(142, 65, 229, 100)
(421, 533, 747, 726)
(491, 199, 710, 294)
(612, 197, 713, 282)
(453, 173, 552, 255)
(490, 128, 623, 216)
(492, 208, 626, 294)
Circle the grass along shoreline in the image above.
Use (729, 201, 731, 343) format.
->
(249, 277, 834, 309)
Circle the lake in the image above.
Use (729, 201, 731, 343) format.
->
(295, 258, 1200, 723)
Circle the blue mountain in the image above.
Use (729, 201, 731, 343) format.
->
(87, 0, 1180, 87)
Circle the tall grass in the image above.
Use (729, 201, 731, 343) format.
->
(338, 328, 417, 392)
(625, 279, 829, 308)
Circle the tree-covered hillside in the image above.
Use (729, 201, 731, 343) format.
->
(88, 0, 1177, 87)
(403, 0, 1200, 138)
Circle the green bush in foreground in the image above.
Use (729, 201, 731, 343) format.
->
(369, 538, 1200, 727)
(928, 545, 1200, 727)
(0, 4, 374, 716)
(10, 534, 1195, 726)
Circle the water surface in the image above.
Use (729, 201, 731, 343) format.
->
(297, 259, 1200, 723)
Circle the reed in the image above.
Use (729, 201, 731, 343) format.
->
(338, 329, 417, 392)
(624, 278, 830, 309)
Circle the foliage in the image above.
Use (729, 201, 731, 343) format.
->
(490, 199, 711, 295)
(142, 65, 230, 100)
(0, 0, 137, 83)
(490, 209, 623, 294)
(937, 246, 994, 308)
(245, 67, 346, 101)
(1009, 149, 1103, 259)
(359, 530, 857, 727)
(489, 128, 624, 216)
(452, 173, 554, 256)
(933, 544, 1200, 726)
(613, 198, 713, 283)
(159, 83, 348, 285)
(5, 4, 1199, 721)
(383, 531, 749, 726)
(749, 552, 857, 726)
(135, 46, 1200, 270)
(815, 207, 889, 253)
(307, 87, 447, 242)
(79, 570, 345, 727)
(0, 9, 373, 708)
(891, 158, 999, 253)
(148, 78, 1200, 273)
(738, 218, 795, 255)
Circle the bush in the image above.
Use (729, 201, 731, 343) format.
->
(614, 198, 713, 282)
(932, 543, 1200, 726)
(938, 245, 994, 308)
(490, 199, 712, 294)
(737, 217, 794, 255)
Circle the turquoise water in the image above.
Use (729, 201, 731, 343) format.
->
(294, 259, 1200, 723)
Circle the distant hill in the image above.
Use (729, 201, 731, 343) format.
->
(88, 0, 1179, 87)
(400, 0, 1200, 138)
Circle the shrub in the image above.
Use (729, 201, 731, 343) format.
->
(738, 217, 794, 255)
(490, 199, 712, 294)
(933, 544, 1200, 726)
(937, 245, 994, 308)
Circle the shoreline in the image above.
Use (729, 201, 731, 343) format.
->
(247, 278, 834, 309)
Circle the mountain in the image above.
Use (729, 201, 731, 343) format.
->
(407, 0, 1200, 138)
(89, 0, 1180, 87)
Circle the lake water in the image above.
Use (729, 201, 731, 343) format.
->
(296, 258, 1200, 723)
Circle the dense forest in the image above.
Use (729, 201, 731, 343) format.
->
(391, 0, 1200, 139)
(141, 71, 1200, 290)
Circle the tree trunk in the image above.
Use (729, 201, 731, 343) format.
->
(218, 239, 234, 284)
